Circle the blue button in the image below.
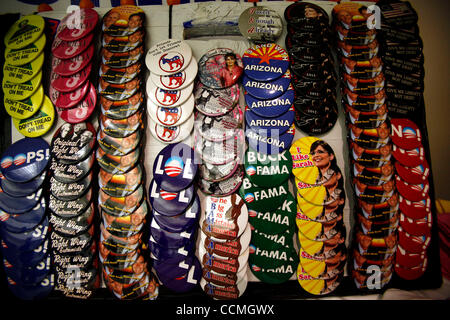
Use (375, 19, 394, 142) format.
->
(243, 69, 291, 100)
(242, 43, 289, 82)
(245, 105, 295, 136)
(245, 84, 294, 118)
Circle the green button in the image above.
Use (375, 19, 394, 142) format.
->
(3, 51, 44, 84)
(3, 69, 42, 100)
(4, 15, 45, 50)
(13, 95, 55, 137)
(244, 147, 292, 187)
(239, 177, 289, 212)
(4, 32, 46, 66)
(4, 84, 43, 120)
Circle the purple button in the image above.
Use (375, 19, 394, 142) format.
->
(161, 257, 201, 293)
(149, 178, 195, 216)
(150, 218, 196, 249)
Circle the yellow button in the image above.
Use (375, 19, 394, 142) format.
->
(4, 32, 46, 66)
(4, 84, 44, 120)
(290, 136, 320, 185)
(13, 95, 55, 137)
(3, 51, 44, 84)
(2, 69, 42, 100)
(4, 15, 45, 50)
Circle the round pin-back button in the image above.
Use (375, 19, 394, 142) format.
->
(148, 95, 194, 127)
(153, 254, 195, 284)
(2, 70, 42, 101)
(198, 165, 244, 196)
(58, 82, 97, 124)
(295, 106, 338, 136)
(146, 39, 192, 76)
(163, 257, 202, 293)
(296, 213, 345, 242)
(147, 81, 193, 108)
(284, 2, 329, 30)
(49, 171, 92, 201)
(52, 32, 93, 59)
(99, 163, 142, 198)
(238, 7, 283, 43)
(390, 118, 422, 150)
(392, 144, 425, 168)
(395, 160, 430, 185)
(152, 194, 200, 233)
(201, 223, 251, 259)
(13, 95, 55, 138)
(248, 192, 296, 235)
(100, 91, 143, 120)
(49, 189, 92, 219)
(194, 106, 243, 142)
(102, 202, 146, 237)
(149, 234, 195, 262)
(100, 61, 142, 85)
(395, 259, 427, 281)
(50, 152, 94, 183)
(148, 113, 193, 145)
(99, 109, 143, 138)
(194, 130, 245, 165)
(150, 56, 197, 90)
(101, 45, 144, 69)
(242, 43, 289, 81)
(396, 244, 427, 269)
(99, 77, 143, 102)
(297, 264, 342, 296)
(0, 170, 45, 198)
(4, 252, 51, 286)
(1, 215, 48, 252)
(250, 255, 296, 284)
(97, 128, 142, 157)
(399, 211, 432, 237)
(96, 146, 140, 175)
(100, 223, 142, 255)
(199, 245, 249, 276)
(3, 51, 44, 84)
(4, 84, 44, 120)
(198, 48, 243, 89)
(7, 273, 54, 300)
(194, 82, 240, 116)
(52, 224, 94, 255)
(0, 197, 46, 233)
(150, 217, 196, 249)
(50, 63, 91, 93)
(199, 157, 240, 183)
(99, 185, 144, 218)
(245, 124, 295, 155)
(0, 137, 49, 183)
(298, 195, 344, 224)
(248, 230, 296, 265)
(1, 238, 49, 269)
(398, 226, 430, 254)
(149, 178, 195, 217)
(102, 5, 145, 37)
(399, 195, 431, 220)
(152, 142, 197, 192)
(4, 32, 45, 66)
(243, 69, 291, 100)
(102, 29, 144, 54)
(202, 261, 247, 288)
(245, 105, 294, 136)
(245, 84, 294, 118)
(239, 177, 289, 212)
(4, 15, 45, 50)
(244, 147, 292, 188)
(299, 247, 346, 280)
(296, 173, 345, 206)
(57, 8, 98, 41)
(200, 273, 248, 300)
(50, 202, 94, 237)
(395, 176, 429, 202)
(52, 44, 94, 76)
(49, 79, 88, 110)
(51, 122, 96, 164)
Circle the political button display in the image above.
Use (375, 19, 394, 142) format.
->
(148, 114, 193, 145)
(245, 124, 295, 155)
(3, 70, 42, 101)
(0, 196, 46, 233)
(49, 79, 88, 110)
(146, 39, 192, 76)
(4, 33, 45, 66)
(238, 7, 283, 43)
(147, 94, 194, 127)
(57, 82, 97, 124)
(4, 84, 44, 120)
(153, 143, 197, 192)
(13, 95, 55, 138)
(3, 51, 44, 84)
(245, 84, 294, 118)
(147, 80, 193, 108)
(149, 178, 195, 217)
(244, 147, 292, 188)
(152, 194, 199, 233)
(97, 128, 142, 157)
(49, 171, 92, 201)
(245, 105, 294, 136)
(150, 56, 197, 90)
(239, 177, 289, 212)
(242, 44, 289, 82)
(291, 136, 321, 184)
(96, 146, 140, 175)
(243, 69, 291, 100)
(50, 202, 94, 237)
(52, 32, 94, 59)
(0, 137, 49, 183)
(198, 165, 244, 197)
(57, 8, 98, 41)
(0, 170, 45, 198)
(52, 44, 93, 76)
(198, 48, 243, 89)
(4, 15, 45, 50)
(194, 106, 243, 142)
(390, 118, 422, 150)
(194, 82, 240, 116)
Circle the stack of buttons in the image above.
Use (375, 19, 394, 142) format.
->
(198, 193, 250, 300)
(290, 137, 347, 296)
(284, 2, 338, 135)
(238, 6, 283, 44)
(146, 39, 195, 144)
(194, 47, 244, 195)
(49, 122, 98, 298)
(98, 6, 159, 301)
(0, 138, 53, 299)
(149, 143, 200, 293)
(3, 15, 55, 138)
(331, 2, 397, 291)
(50, 8, 98, 125)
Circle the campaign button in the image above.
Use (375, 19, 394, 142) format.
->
(297, 265, 342, 296)
(198, 48, 243, 89)
(152, 194, 199, 233)
(245, 105, 294, 136)
(390, 118, 422, 150)
(245, 84, 294, 118)
(1, 238, 49, 269)
(150, 56, 197, 90)
(248, 231, 297, 266)
(4, 15, 45, 50)
(57, 8, 98, 41)
(153, 142, 198, 192)
(99, 108, 143, 138)
(242, 43, 289, 81)
(101, 45, 144, 69)
(239, 177, 289, 212)
(149, 234, 195, 262)
(198, 165, 244, 197)
(294, 106, 338, 136)
(149, 178, 195, 217)
(244, 147, 292, 188)
(147, 80, 193, 108)
(2, 69, 42, 101)
(49, 171, 92, 201)
(0, 196, 46, 233)
(100, 61, 142, 85)
(52, 44, 94, 76)
(199, 245, 249, 276)
(0, 169, 45, 198)
(194, 130, 245, 165)
(96, 146, 140, 175)
(194, 105, 243, 142)
(7, 273, 54, 300)
(248, 191, 296, 235)
(1, 215, 48, 252)
(4, 32, 45, 66)
(194, 82, 240, 116)
(146, 39, 192, 76)
(58, 82, 97, 124)
(298, 195, 344, 224)
(50, 202, 94, 237)
(153, 254, 195, 283)
(395, 259, 427, 281)
(284, 2, 329, 29)
(102, 5, 145, 37)
(98, 77, 142, 102)
(395, 176, 429, 202)
(148, 95, 194, 127)
(250, 258, 296, 284)
(200, 223, 251, 259)
(4, 84, 44, 120)
(238, 7, 283, 43)
(243, 69, 291, 100)
(395, 160, 430, 185)
(99, 163, 142, 198)
(399, 211, 432, 238)
(296, 212, 345, 242)
(102, 29, 144, 54)
(3, 51, 44, 84)
(398, 226, 430, 254)
(51, 224, 94, 255)
(148, 113, 193, 145)
(52, 32, 94, 59)
(49, 189, 92, 219)
(200, 273, 248, 300)
(51, 122, 96, 164)
(396, 244, 427, 269)
(202, 261, 247, 287)
(296, 172, 345, 206)
(50, 152, 94, 183)
(49, 79, 88, 110)
(150, 217, 196, 249)
(392, 144, 425, 168)
(98, 185, 144, 218)
(50, 63, 91, 93)
(0, 137, 49, 183)
(290, 136, 323, 184)
(4, 253, 51, 286)
(100, 223, 141, 255)
(163, 257, 202, 293)
(199, 156, 240, 183)
(245, 124, 295, 155)
(97, 128, 142, 157)
(13, 95, 55, 138)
